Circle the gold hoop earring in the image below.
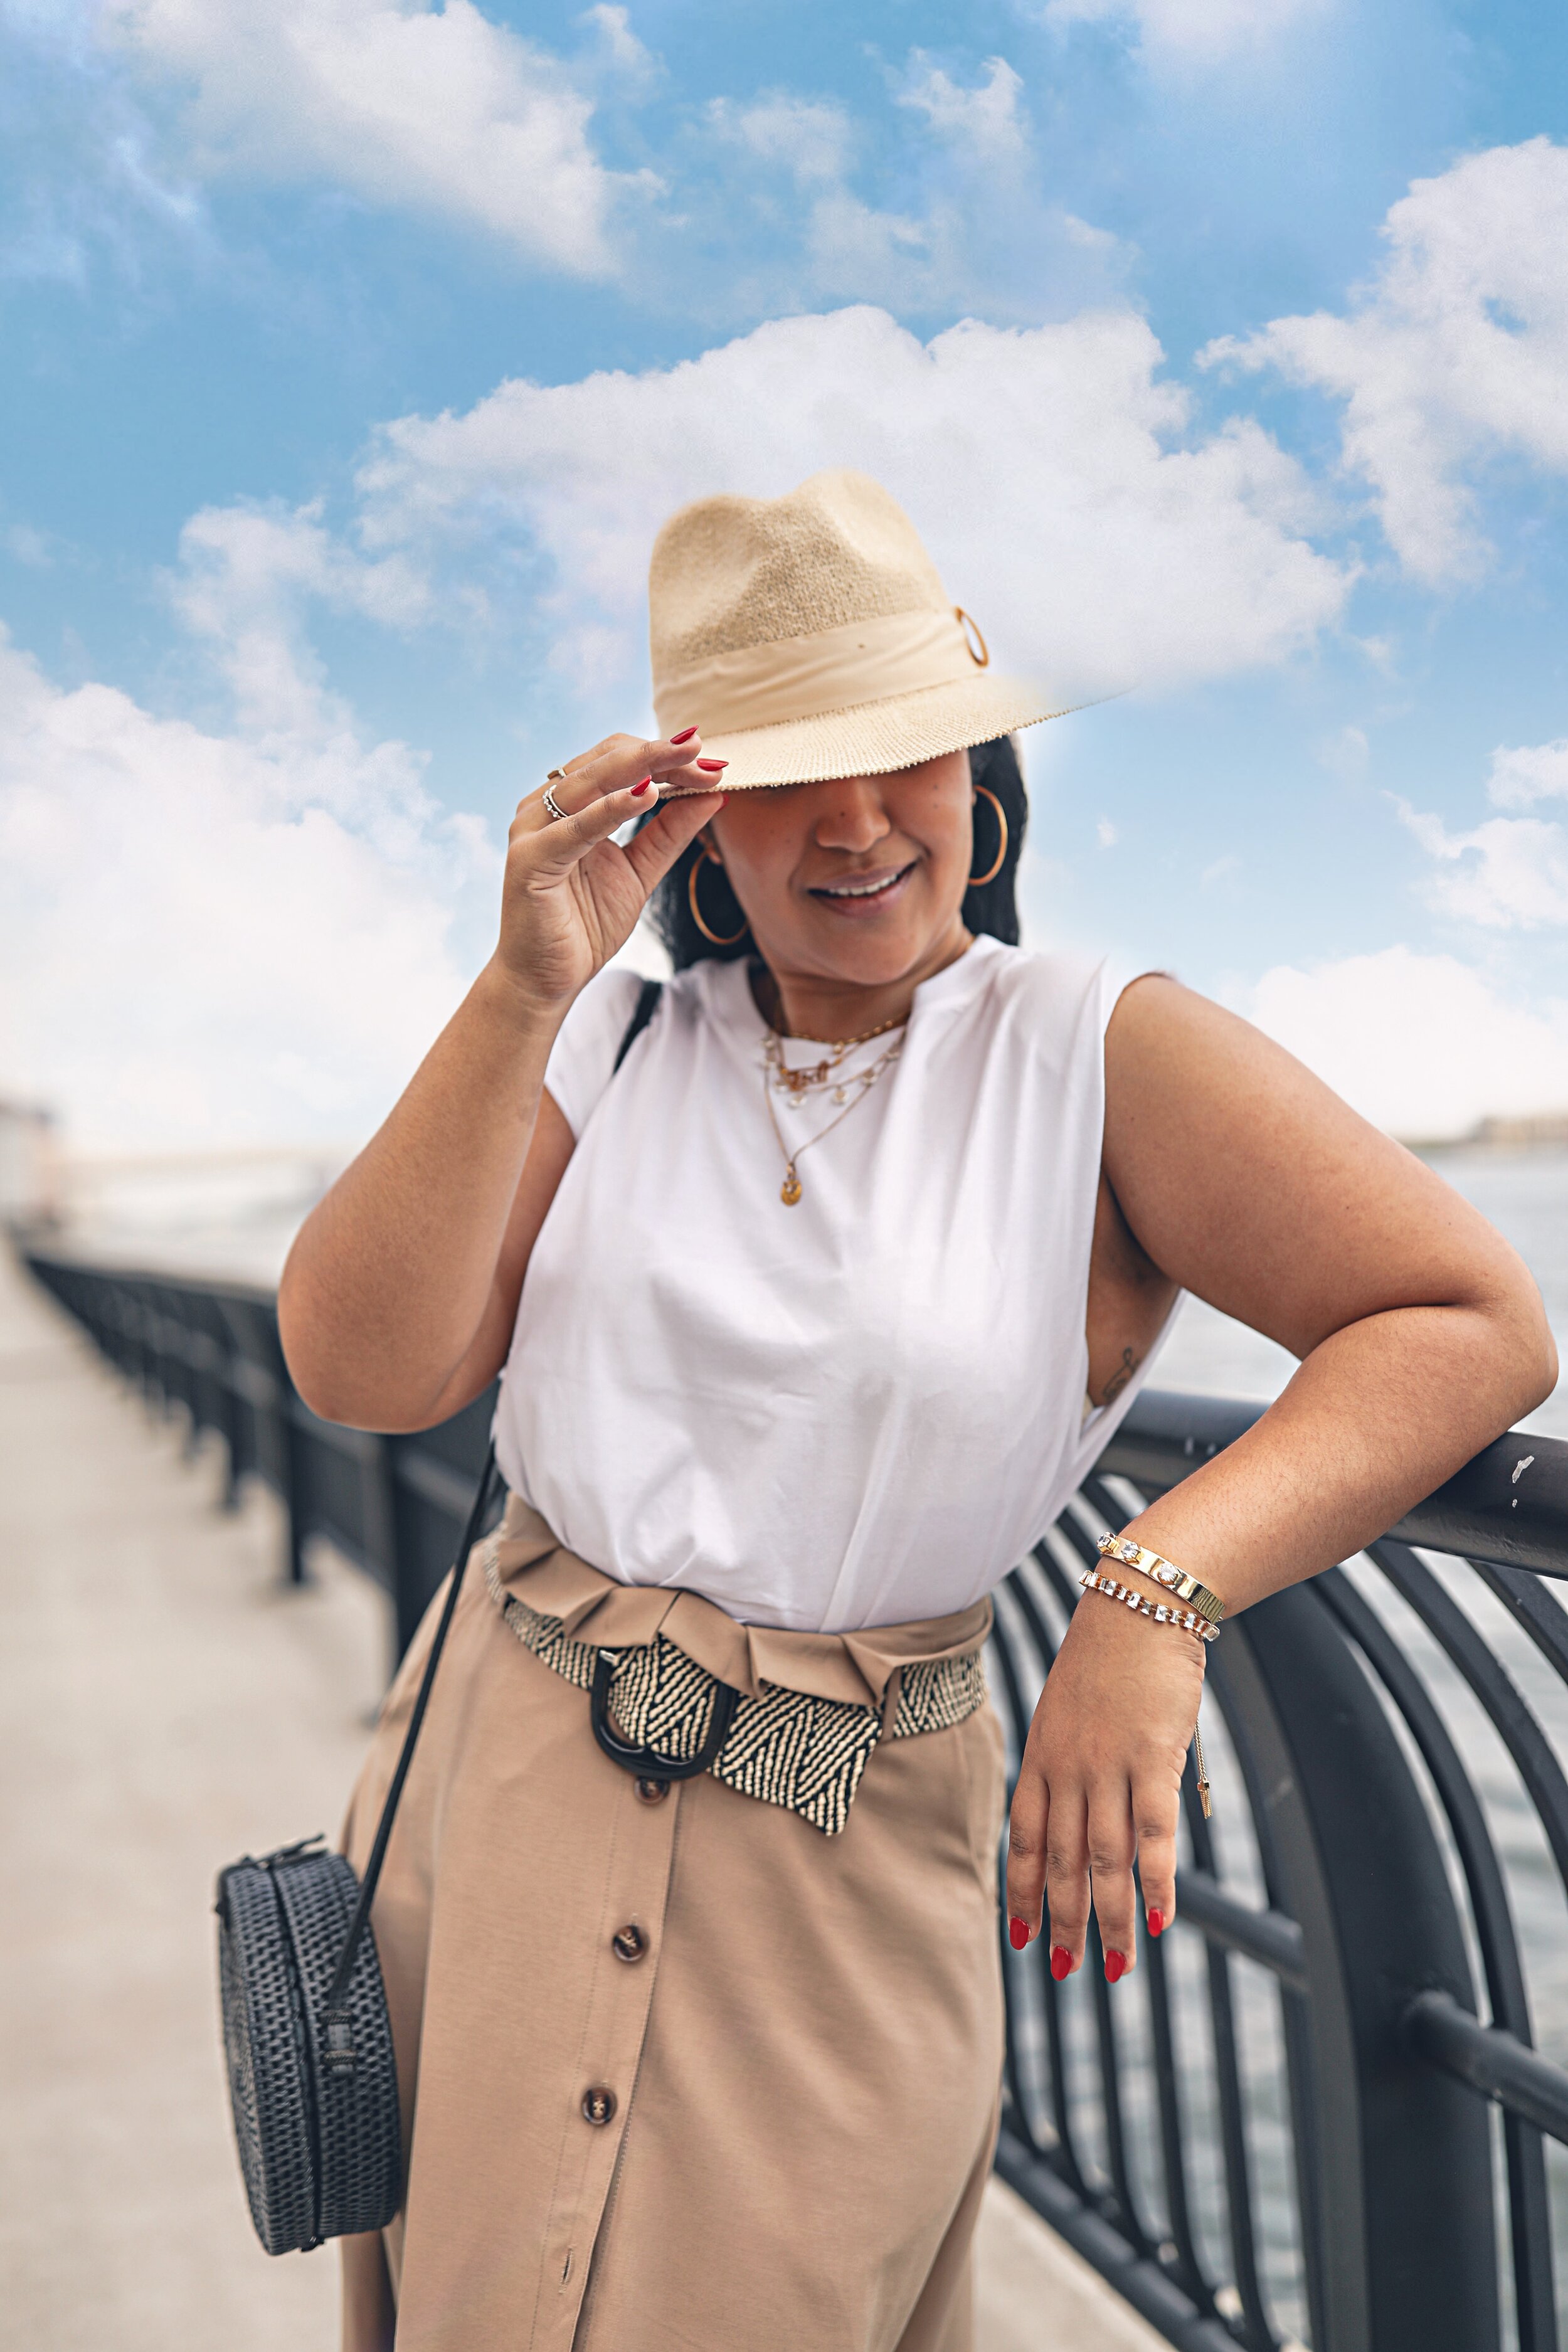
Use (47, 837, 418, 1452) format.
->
(968, 784, 1008, 889)
(687, 849, 748, 947)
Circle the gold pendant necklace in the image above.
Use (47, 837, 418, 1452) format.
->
(763, 1036, 903, 1205)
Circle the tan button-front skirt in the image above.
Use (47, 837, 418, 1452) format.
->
(337, 1503, 1007, 2352)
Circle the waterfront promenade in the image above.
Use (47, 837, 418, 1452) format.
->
(0, 1245, 1159, 2352)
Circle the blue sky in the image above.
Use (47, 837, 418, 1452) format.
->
(4, 0, 1568, 1147)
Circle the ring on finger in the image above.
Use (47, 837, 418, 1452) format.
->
(542, 783, 570, 823)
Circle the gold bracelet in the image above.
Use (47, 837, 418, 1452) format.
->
(1096, 1532, 1226, 1629)
(1078, 1567, 1219, 1645)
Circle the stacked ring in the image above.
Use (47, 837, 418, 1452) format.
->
(542, 785, 569, 824)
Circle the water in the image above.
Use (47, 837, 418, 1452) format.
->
(1155, 1143, 1568, 1438)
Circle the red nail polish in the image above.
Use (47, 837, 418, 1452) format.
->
(696, 758, 728, 772)
(1009, 1917, 1029, 1951)
(669, 726, 699, 744)
(1105, 1949, 1127, 1983)
(1050, 1946, 1072, 1981)
(1147, 1909, 1165, 1938)
(630, 776, 652, 797)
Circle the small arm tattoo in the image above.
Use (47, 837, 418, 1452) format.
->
(1101, 1346, 1140, 1406)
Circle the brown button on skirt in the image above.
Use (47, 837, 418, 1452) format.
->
(337, 1506, 1007, 2352)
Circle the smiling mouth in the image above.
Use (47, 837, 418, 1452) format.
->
(809, 861, 916, 905)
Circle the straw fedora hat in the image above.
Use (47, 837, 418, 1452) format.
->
(649, 468, 1063, 790)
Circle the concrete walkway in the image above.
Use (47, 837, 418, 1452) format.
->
(0, 1246, 1162, 2351)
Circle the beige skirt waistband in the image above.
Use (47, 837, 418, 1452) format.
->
(482, 1495, 994, 1836)
(487, 1493, 993, 1703)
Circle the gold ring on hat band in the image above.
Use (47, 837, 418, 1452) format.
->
(542, 784, 569, 823)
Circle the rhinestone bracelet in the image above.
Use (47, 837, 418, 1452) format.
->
(1078, 1566, 1219, 1644)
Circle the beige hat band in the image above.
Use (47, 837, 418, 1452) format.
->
(653, 606, 983, 739)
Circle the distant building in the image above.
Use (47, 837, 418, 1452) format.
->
(1409, 1109, 1568, 1153)
(0, 1101, 61, 1230)
(1470, 1112, 1568, 1148)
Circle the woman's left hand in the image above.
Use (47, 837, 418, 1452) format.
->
(1005, 1595, 1204, 1977)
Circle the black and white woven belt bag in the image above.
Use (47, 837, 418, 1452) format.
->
(215, 1448, 501, 2254)
(213, 983, 666, 2257)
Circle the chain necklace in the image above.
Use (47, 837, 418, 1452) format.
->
(763, 1032, 904, 1205)
(761, 1008, 906, 1104)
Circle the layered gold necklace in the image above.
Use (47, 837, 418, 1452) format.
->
(761, 1012, 906, 1205)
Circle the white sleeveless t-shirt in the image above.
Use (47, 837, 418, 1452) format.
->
(492, 935, 1170, 1634)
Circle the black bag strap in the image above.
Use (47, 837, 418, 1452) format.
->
(324, 1444, 499, 2030)
(322, 974, 666, 2037)
(613, 975, 664, 1071)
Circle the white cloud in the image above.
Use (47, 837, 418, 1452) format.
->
(5, 523, 54, 568)
(1203, 139, 1568, 581)
(1393, 737, 1568, 930)
(1397, 802, 1568, 931)
(0, 622, 486, 1150)
(898, 56, 1026, 156)
(1488, 738, 1568, 809)
(1246, 946, 1568, 1138)
(355, 304, 1351, 704)
(704, 63, 1092, 317)
(1042, 0, 1326, 65)
(103, 0, 630, 275)
(170, 498, 430, 750)
(1317, 723, 1368, 776)
(711, 94, 853, 186)
(579, 4, 653, 81)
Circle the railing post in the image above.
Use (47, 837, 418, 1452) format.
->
(363, 1434, 408, 1673)
(278, 1392, 310, 1585)
(1216, 1579, 1500, 2352)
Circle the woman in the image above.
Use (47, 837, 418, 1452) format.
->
(280, 469, 1555, 2352)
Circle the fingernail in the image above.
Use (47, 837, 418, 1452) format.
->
(1105, 1949, 1128, 1983)
(696, 758, 728, 772)
(669, 726, 699, 744)
(1009, 1917, 1029, 1951)
(1050, 1946, 1072, 1981)
(630, 776, 653, 797)
(1147, 1909, 1165, 1938)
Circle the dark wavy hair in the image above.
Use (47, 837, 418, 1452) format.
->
(649, 736, 1029, 972)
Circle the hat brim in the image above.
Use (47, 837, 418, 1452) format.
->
(663, 674, 1067, 792)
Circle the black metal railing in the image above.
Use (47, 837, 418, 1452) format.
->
(21, 1244, 1568, 2351)
(994, 1397, 1568, 2352)
(21, 1248, 493, 1663)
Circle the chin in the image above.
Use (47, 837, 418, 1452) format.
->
(812, 926, 931, 983)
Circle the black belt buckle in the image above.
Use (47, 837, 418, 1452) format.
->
(589, 1650, 740, 1783)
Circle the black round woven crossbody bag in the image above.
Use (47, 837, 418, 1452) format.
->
(214, 982, 663, 2255)
(215, 1446, 500, 2255)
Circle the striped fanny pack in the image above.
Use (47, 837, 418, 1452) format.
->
(484, 1550, 987, 1836)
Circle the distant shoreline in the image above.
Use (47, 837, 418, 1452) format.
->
(1404, 1115, 1568, 1156)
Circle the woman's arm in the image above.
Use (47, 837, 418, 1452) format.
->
(1009, 977, 1557, 1979)
(277, 733, 721, 1432)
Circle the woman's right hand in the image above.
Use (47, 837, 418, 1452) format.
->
(492, 731, 726, 1015)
